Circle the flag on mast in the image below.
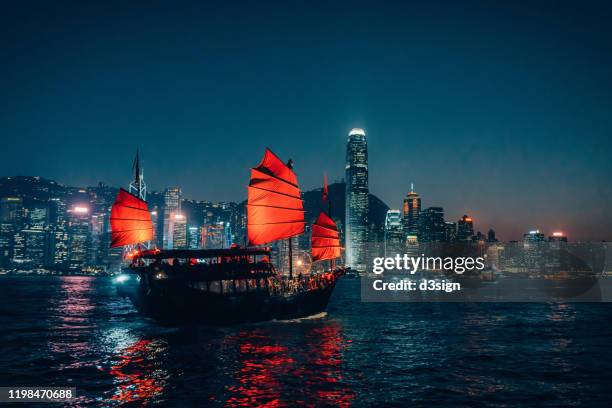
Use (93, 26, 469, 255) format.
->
(322, 172, 328, 202)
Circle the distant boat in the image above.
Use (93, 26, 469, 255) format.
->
(113, 149, 345, 325)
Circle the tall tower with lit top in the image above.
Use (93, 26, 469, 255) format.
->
(345, 128, 369, 273)
(402, 183, 421, 241)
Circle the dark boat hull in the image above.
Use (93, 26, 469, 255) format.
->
(118, 275, 338, 326)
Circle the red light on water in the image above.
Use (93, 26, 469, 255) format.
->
(225, 323, 354, 408)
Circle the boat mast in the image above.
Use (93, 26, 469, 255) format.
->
(129, 149, 146, 201)
(287, 158, 294, 279)
(323, 173, 335, 271)
(329, 199, 335, 271)
(134, 150, 140, 198)
(288, 237, 293, 279)
(327, 183, 335, 271)
(128, 149, 148, 251)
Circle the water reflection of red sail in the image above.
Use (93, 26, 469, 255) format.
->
(226, 331, 292, 407)
(303, 324, 354, 407)
(109, 339, 166, 404)
(110, 188, 153, 248)
(311, 212, 341, 262)
(247, 148, 305, 246)
(226, 324, 354, 407)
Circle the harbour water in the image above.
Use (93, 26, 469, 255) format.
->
(0, 275, 611, 406)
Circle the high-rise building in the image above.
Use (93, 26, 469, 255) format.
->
(49, 198, 69, 268)
(0, 197, 24, 226)
(345, 128, 369, 273)
(523, 229, 547, 269)
(224, 221, 232, 248)
(25, 205, 48, 230)
(150, 206, 159, 245)
(11, 231, 49, 268)
(402, 184, 421, 241)
(0, 223, 14, 269)
(169, 213, 187, 249)
(548, 231, 568, 242)
(67, 205, 91, 270)
(419, 207, 445, 243)
(90, 210, 106, 265)
(444, 221, 457, 242)
(384, 209, 403, 257)
(0, 197, 22, 269)
(8, 201, 50, 268)
(487, 229, 497, 243)
(457, 215, 474, 242)
(11, 230, 26, 265)
(523, 229, 545, 242)
(162, 187, 181, 248)
(188, 225, 200, 249)
(201, 221, 227, 249)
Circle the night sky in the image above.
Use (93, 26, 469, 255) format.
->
(1, 1, 611, 241)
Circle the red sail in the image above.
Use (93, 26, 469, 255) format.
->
(311, 212, 341, 261)
(247, 148, 305, 246)
(110, 188, 154, 248)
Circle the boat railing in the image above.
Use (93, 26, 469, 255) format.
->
(131, 259, 276, 281)
(267, 269, 344, 296)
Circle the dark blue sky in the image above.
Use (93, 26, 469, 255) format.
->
(1, 0, 611, 240)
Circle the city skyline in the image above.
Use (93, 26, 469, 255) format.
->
(0, 173, 597, 243)
(2, 1, 611, 241)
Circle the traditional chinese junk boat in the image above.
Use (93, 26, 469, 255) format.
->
(112, 149, 344, 325)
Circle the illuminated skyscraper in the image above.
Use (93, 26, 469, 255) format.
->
(402, 183, 421, 241)
(444, 221, 457, 242)
(384, 209, 403, 257)
(345, 128, 369, 273)
(68, 206, 91, 270)
(457, 215, 475, 241)
(419, 207, 445, 243)
(9, 202, 51, 268)
(0, 223, 14, 269)
(49, 198, 69, 267)
(162, 187, 181, 248)
(188, 225, 200, 249)
(20, 229, 48, 267)
(523, 229, 547, 269)
(25, 205, 48, 230)
(201, 221, 227, 249)
(523, 229, 545, 242)
(1, 197, 23, 226)
(0, 197, 22, 268)
(548, 231, 568, 242)
(170, 213, 187, 249)
(150, 206, 159, 245)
